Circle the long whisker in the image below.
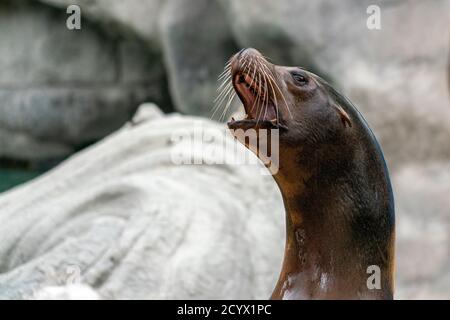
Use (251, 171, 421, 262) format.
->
(258, 60, 292, 119)
(259, 64, 279, 124)
(218, 68, 231, 83)
(214, 80, 232, 104)
(218, 64, 230, 77)
(218, 61, 231, 77)
(255, 61, 267, 126)
(255, 60, 265, 124)
(261, 65, 270, 124)
(221, 57, 252, 121)
(215, 84, 233, 109)
(266, 70, 279, 125)
(249, 57, 257, 88)
(211, 83, 233, 120)
(220, 90, 236, 121)
(261, 67, 270, 125)
(213, 56, 251, 122)
(212, 56, 238, 121)
(216, 73, 231, 93)
(249, 70, 261, 116)
(240, 59, 249, 75)
(243, 58, 251, 75)
(214, 53, 291, 124)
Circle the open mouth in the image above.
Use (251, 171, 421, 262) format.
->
(228, 72, 286, 131)
(216, 48, 289, 132)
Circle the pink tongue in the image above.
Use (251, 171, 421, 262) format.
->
(259, 104, 276, 120)
(250, 103, 277, 121)
(264, 104, 277, 120)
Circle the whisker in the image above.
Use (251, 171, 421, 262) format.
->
(261, 66, 270, 125)
(259, 63, 293, 119)
(211, 83, 233, 120)
(220, 91, 236, 121)
(260, 65, 278, 123)
(249, 57, 257, 88)
(255, 62, 266, 126)
(249, 71, 261, 116)
(216, 74, 231, 92)
(267, 72, 279, 125)
(213, 53, 291, 124)
(255, 61, 264, 125)
(243, 58, 251, 75)
(240, 59, 249, 74)
(218, 68, 231, 81)
(214, 81, 232, 103)
(257, 61, 267, 123)
(261, 67, 270, 123)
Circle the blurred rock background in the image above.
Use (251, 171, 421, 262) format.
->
(0, 0, 172, 169)
(0, 0, 449, 299)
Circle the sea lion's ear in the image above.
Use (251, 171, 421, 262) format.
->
(335, 105, 352, 128)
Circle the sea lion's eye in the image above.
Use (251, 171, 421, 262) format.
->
(292, 73, 307, 86)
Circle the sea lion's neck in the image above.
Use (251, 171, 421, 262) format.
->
(271, 143, 394, 300)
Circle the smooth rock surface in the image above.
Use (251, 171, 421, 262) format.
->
(0, 1, 171, 162)
(0, 104, 285, 299)
(39, 0, 164, 45)
(220, 0, 450, 169)
(1, 103, 449, 299)
(159, 0, 237, 116)
(394, 163, 450, 299)
(0, 0, 448, 299)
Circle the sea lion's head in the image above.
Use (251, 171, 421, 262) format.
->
(227, 48, 352, 142)
(222, 48, 354, 177)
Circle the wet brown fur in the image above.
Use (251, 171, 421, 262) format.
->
(225, 49, 395, 300)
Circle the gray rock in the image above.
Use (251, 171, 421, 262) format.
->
(0, 0, 447, 299)
(0, 1, 171, 162)
(33, 284, 100, 300)
(38, 0, 240, 117)
(159, 0, 238, 116)
(119, 42, 161, 84)
(393, 163, 450, 299)
(38, 0, 164, 46)
(0, 104, 285, 299)
(1, 104, 449, 299)
(0, 1, 117, 86)
(0, 127, 73, 161)
(219, 0, 450, 169)
(0, 87, 148, 147)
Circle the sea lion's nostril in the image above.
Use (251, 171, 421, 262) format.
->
(239, 75, 245, 83)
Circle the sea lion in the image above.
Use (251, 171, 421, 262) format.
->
(219, 48, 395, 299)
